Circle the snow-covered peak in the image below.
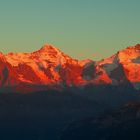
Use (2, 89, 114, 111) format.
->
(36, 44, 61, 54)
(4, 44, 72, 67)
(30, 43, 73, 64)
(118, 44, 140, 63)
(127, 44, 140, 50)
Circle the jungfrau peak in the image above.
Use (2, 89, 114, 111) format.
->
(0, 43, 140, 93)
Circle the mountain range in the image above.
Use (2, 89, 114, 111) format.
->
(1, 43, 140, 93)
(0, 44, 140, 139)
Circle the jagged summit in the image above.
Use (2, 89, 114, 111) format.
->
(134, 44, 140, 49)
(116, 44, 140, 63)
(127, 44, 140, 50)
(119, 44, 140, 54)
(31, 43, 72, 63)
(37, 44, 61, 54)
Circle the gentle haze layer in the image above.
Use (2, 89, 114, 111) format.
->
(0, 0, 140, 60)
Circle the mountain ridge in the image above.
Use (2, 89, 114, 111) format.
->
(0, 43, 140, 93)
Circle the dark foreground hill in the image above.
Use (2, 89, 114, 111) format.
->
(60, 103, 140, 140)
(0, 85, 139, 140)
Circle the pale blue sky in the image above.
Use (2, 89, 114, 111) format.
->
(0, 0, 140, 60)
